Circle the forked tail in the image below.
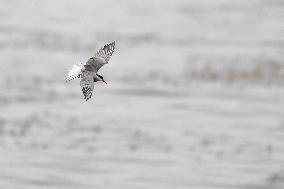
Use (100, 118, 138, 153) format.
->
(66, 61, 84, 82)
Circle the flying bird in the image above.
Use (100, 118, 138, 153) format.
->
(66, 41, 115, 101)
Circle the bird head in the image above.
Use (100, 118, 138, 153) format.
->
(97, 74, 107, 84)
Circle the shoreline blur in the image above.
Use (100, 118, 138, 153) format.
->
(0, 0, 284, 188)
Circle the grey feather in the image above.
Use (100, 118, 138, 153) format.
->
(84, 41, 115, 73)
(80, 70, 95, 101)
(68, 41, 115, 101)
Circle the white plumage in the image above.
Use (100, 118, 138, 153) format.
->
(66, 41, 115, 101)
(66, 61, 84, 82)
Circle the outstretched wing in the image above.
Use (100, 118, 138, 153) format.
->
(84, 41, 115, 73)
(66, 61, 84, 82)
(94, 41, 115, 64)
(80, 70, 95, 101)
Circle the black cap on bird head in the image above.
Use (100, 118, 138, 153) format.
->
(97, 74, 107, 84)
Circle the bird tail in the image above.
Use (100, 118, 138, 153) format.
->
(66, 61, 84, 82)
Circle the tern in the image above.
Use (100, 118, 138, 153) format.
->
(66, 41, 115, 101)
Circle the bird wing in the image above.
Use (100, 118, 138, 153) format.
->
(84, 41, 115, 73)
(80, 70, 95, 101)
(66, 61, 84, 82)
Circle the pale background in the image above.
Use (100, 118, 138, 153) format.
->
(0, 0, 284, 188)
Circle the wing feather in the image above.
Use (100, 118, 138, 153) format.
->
(80, 70, 95, 101)
(94, 41, 115, 64)
(84, 41, 115, 72)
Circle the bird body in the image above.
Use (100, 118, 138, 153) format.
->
(66, 41, 115, 101)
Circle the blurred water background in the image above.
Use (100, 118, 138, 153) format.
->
(0, 0, 284, 188)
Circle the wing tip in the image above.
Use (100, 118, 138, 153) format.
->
(104, 41, 115, 50)
(111, 41, 115, 49)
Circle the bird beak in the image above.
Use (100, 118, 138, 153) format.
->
(102, 79, 107, 84)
